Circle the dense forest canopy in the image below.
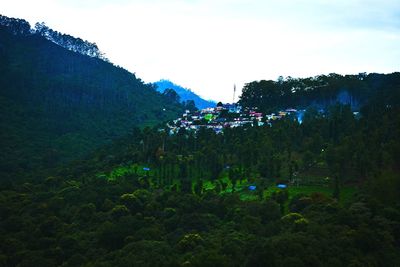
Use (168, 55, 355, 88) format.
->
(1, 94, 399, 266)
(239, 72, 400, 113)
(1, 14, 400, 267)
(0, 15, 183, 180)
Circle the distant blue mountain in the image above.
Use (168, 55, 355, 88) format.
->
(154, 80, 216, 109)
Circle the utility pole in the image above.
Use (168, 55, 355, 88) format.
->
(233, 84, 236, 104)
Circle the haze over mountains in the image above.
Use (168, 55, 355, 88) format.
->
(154, 80, 216, 110)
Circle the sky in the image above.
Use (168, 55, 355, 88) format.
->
(2, 0, 400, 102)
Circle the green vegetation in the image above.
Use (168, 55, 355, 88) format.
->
(0, 92, 389, 266)
(240, 72, 400, 113)
(0, 15, 183, 181)
(1, 14, 400, 267)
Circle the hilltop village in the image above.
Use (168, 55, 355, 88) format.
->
(167, 103, 304, 134)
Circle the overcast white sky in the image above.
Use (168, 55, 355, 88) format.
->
(2, 0, 400, 102)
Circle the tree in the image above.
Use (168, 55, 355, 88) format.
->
(272, 189, 289, 213)
(163, 88, 181, 103)
(184, 99, 198, 112)
(120, 194, 142, 213)
(228, 167, 241, 193)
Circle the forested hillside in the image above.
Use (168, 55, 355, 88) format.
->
(1, 14, 400, 267)
(240, 73, 400, 113)
(0, 90, 399, 266)
(0, 15, 182, 180)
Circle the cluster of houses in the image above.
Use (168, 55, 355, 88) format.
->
(166, 103, 305, 134)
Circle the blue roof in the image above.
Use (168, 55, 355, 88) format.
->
(248, 185, 257, 191)
(143, 167, 150, 171)
(277, 184, 287, 189)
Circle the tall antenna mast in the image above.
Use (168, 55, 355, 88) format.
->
(233, 84, 236, 104)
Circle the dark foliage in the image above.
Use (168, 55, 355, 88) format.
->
(0, 15, 183, 181)
(1, 14, 400, 267)
(240, 72, 400, 113)
(2, 92, 399, 266)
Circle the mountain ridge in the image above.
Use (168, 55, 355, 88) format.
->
(154, 79, 215, 109)
(0, 14, 183, 179)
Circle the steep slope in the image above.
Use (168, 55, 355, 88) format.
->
(0, 15, 182, 179)
(154, 79, 215, 109)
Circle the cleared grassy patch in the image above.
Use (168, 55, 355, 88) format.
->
(100, 165, 357, 206)
(97, 164, 153, 181)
